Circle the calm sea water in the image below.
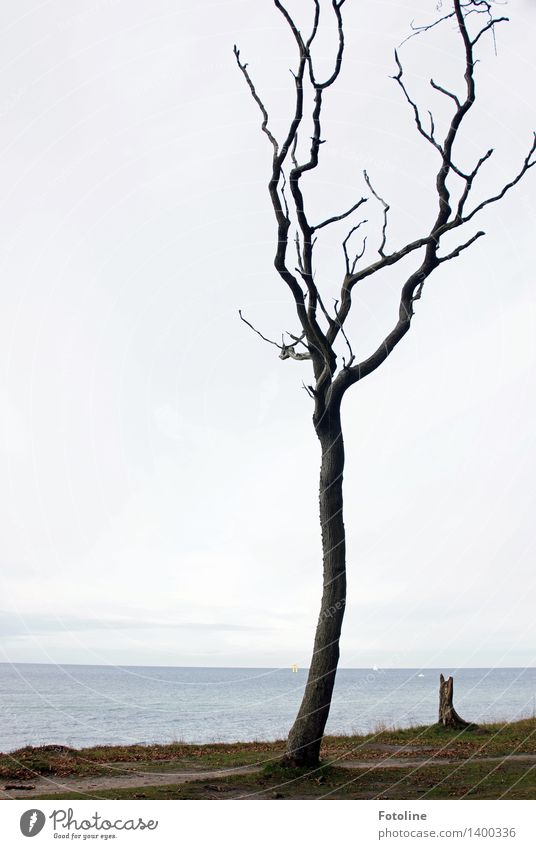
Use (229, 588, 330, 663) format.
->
(0, 665, 534, 753)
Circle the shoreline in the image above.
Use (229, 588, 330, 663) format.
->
(2, 717, 535, 801)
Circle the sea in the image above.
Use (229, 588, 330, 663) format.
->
(0, 664, 534, 753)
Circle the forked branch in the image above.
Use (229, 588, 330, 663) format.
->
(236, 0, 535, 419)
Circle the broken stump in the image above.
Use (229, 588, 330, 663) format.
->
(438, 673, 474, 729)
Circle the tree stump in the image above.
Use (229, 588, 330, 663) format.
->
(438, 674, 472, 729)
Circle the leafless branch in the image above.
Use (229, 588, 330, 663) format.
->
(430, 78, 461, 109)
(392, 51, 443, 156)
(338, 318, 354, 369)
(471, 16, 508, 47)
(236, 0, 534, 418)
(327, 0, 534, 395)
(233, 46, 279, 155)
(437, 230, 485, 263)
(286, 330, 309, 349)
(342, 220, 368, 276)
(462, 133, 536, 222)
(290, 134, 299, 170)
(280, 170, 290, 220)
(314, 289, 337, 335)
(239, 309, 312, 361)
(363, 170, 390, 257)
(273, 0, 306, 50)
(302, 380, 316, 399)
(399, 10, 457, 46)
(294, 230, 304, 274)
(239, 310, 283, 350)
(456, 148, 494, 217)
(312, 198, 367, 233)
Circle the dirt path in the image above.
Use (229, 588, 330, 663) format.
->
(0, 764, 260, 799)
(2, 754, 536, 799)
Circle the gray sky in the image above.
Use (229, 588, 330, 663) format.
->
(0, 0, 535, 668)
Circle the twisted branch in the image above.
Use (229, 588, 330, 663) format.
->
(235, 0, 534, 417)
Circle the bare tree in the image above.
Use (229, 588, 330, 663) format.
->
(235, 0, 534, 767)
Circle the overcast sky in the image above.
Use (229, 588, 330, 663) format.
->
(0, 0, 534, 669)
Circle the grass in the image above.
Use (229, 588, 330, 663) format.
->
(0, 740, 283, 782)
(323, 716, 536, 760)
(2, 718, 535, 800)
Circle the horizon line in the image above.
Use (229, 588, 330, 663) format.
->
(0, 662, 534, 671)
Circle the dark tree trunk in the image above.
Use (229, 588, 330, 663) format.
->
(285, 406, 347, 767)
(438, 674, 472, 729)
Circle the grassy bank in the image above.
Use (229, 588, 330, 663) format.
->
(1, 718, 535, 800)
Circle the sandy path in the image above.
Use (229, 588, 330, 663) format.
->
(0, 764, 260, 799)
(2, 754, 536, 799)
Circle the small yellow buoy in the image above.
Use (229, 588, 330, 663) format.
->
(291, 663, 298, 673)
